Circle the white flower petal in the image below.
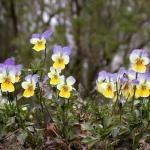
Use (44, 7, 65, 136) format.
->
(57, 83, 64, 90)
(129, 53, 139, 64)
(48, 72, 53, 78)
(50, 67, 55, 73)
(0, 74, 5, 83)
(62, 55, 69, 64)
(41, 38, 46, 44)
(22, 81, 30, 89)
(30, 38, 39, 44)
(99, 82, 107, 92)
(52, 54, 59, 61)
(66, 76, 76, 86)
(8, 75, 16, 83)
(142, 57, 149, 65)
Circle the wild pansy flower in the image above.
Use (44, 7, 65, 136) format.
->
(51, 45, 71, 70)
(96, 71, 117, 99)
(48, 67, 64, 86)
(21, 74, 39, 98)
(96, 71, 108, 93)
(57, 76, 76, 98)
(0, 65, 16, 92)
(30, 29, 52, 52)
(116, 68, 134, 100)
(129, 49, 149, 73)
(135, 73, 150, 98)
(2, 58, 22, 82)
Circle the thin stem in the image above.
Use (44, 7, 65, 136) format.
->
(119, 106, 122, 124)
(42, 98, 53, 123)
(43, 48, 47, 67)
(7, 92, 12, 107)
(39, 88, 44, 113)
(61, 99, 70, 139)
(131, 72, 138, 112)
(112, 82, 119, 114)
(62, 99, 66, 138)
(40, 48, 47, 79)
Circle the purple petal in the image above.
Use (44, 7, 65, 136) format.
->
(4, 58, 15, 65)
(32, 33, 40, 39)
(41, 29, 52, 39)
(53, 45, 62, 54)
(141, 49, 149, 57)
(0, 64, 5, 73)
(32, 74, 39, 83)
(120, 77, 128, 85)
(9, 65, 17, 75)
(25, 74, 32, 82)
(43, 75, 49, 83)
(131, 79, 139, 85)
(110, 73, 117, 82)
(62, 46, 72, 56)
(16, 64, 22, 74)
(98, 71, 107, 79)
(130, 49, 141, 58)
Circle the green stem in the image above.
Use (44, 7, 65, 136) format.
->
(131, 73, 138, 112)
(42, 98, 53, 123)
(7, 92, 12, 107)
(62, 100, 66, 138)
(40, 48, 47, 79)
(61, 99, 69, 139)
(113, 82, 119, 114)
(119, 106, 122, 124)
(39, 88, 44, 113)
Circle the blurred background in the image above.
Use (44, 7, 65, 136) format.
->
(0, 0, 150, 95)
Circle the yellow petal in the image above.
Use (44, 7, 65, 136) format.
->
(122, 84, 134, 100)
(1, 82, 15, 92)
(103, 89, 114, 99)
(53, 58, 65, 69)
(132, 64, 146, 73)
(33, 43, 45, 51)
(50, 75, 60, 85)
(135, 89, 141, 98)
(59, 90, 70, 98)
(141, 88, 149, 97)
(23, 89, 34, 98)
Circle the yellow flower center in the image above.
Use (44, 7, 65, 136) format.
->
(59, 85, 71, 98)
(1, 77, 15, 92)
(33, 39, 46, 51)
(141, 85, 146, 90)
(50, 74, 60, 85)
(53, 57, 65, 69)
(23, 84, 34, 98)
(28, 85, 34, 91)
(37, 40, 43, 46)
(133, 58, 146, 73)
(4, 77, 11, 84)
(136, 58, 143, 66)
(57, 58, 64, 64)
(107, 85, 112, 91)
(62, 85, 69, 92)
(102, 84, 114, 99)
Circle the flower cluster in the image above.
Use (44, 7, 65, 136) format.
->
(96, 49, 150, 100)
(48, 45, 76, 99)
(0, 29, 76, 100)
